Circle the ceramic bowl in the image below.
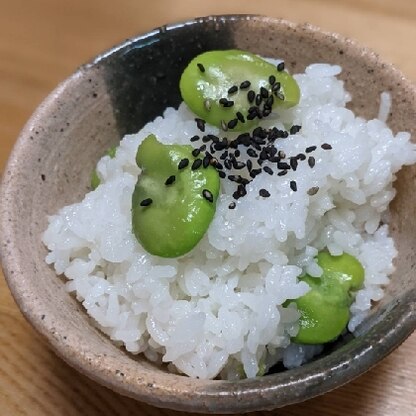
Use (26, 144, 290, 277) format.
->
(1, 15, 415, 413)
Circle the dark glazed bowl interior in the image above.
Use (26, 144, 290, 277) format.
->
(0, 15, 415, 413)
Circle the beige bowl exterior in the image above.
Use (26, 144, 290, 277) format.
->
(0, 15, 415, 413)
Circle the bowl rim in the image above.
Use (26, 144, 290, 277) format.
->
(1, 14, 415, 413)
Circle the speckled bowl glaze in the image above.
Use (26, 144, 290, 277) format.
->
(1, 15, 415, 413)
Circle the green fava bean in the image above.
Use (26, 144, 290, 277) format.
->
(291, 252, 365, 344)
(132, 134, 220, 258)
(179, 50, 300, 131)
(91, 145, 117, 190)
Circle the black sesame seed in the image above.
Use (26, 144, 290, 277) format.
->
(214, 141, 227, 151)
(216, 162, 223, 170)
(221, 120, 228, 131)
(247, 148, 258, 158)
(246, 159, 253, 171)
(219, 171, 226, 178)
(272, 82, 281, 92)
(190, 135, 200, 142)
(250, 168, 262, 178)
(290, 157, 298, 171)
(195, 118, 206, 132)
(282, 131, 289, 138)
(165, 175, 176, 185)
(247, 90, 255, 103)
(308, 156, 316, 168)
(233, 161, 246, 170)
(219, 98, 228, 106)
(259, 149, 268, 160)
(228, 175, 241, 182)
(202, 189, 214, 202)
(278, 150, 286, 159)
(224, 159, 232, 170)
(192, 159, 202, 170)
(278, 162, 290, 170)
(269, 156, 280, 163)
(305, 145, 317, 153)
(259, 189, 271, 198)
(262, 108, 271, 117)
(263, 166, 273, 175)
(140, 198, 153, 207)
(275, 91, 285, 101)
(234, 149, 241, 157)
(240, 80, 251, 89)
(248, 106, 258, 114)
(202, 135, 210, 143)
(247, 112, 257, 121)
(277, 62, 285, 72)
(236, 111, 245, 123)
(178, 158, 189, 169)
(228, 202, 236, 209)
(237, 184, 247, 197)
(199, 144, 207, 151)
(223, 100, 234, 108)
(260, 87, 269, 98)
(203, 155, 210, 168)
(277, 170, 288, 176)
(307, 186, 319, 196)
(228, 119, 238, 129)
(197, 63, 205, 72)
(228, 85, 238, 94)
(290, 125, 302, 135)
(265, 96, 274, 108)
(192, 148, 201, 157)
(297, 153, 306, 161)
(220, 151, 229, 160)
(269, 75, 276, 85)
(255, 94, 262, 106)
(321, 143, 332, 150)
(290, 180, 297, 192)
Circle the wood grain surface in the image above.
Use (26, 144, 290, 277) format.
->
(1, 0, 415, 415)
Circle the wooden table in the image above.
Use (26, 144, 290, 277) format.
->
(1, 1, 415, 414)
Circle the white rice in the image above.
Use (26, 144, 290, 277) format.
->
(42, 62, 416, 380)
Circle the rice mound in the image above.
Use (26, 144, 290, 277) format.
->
(42, 63, 416, 380)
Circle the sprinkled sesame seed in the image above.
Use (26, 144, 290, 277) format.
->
(140, 198, 153, 207)
(290, 157, 298, 171)
(307, 186, 319, 196)
(165, 175, 176, 185)
(228, 202, 236, 209)
(247, 90, 255, 103)
(190, 135, 200, 142)
(255, 94, 262, 106)
(308, 156, 316, 168)
(272, 82, 281, 92)
(197, 63, 205, 72)
(269, 75, 276, 85)
(296, 153, 306, 161)
(223, 100, 234, 108)
(220, 151, 228, 160)
(262, 108, 271, 117)
(305, 145, 317, 153)
(202, 135, 210, 143)
(224, 159, 232, 170)
(236, 111, 245, 123)
(321, 143, 332, 150)
(202, 189, 213, 202)
(219, 98, 228, 106)
(227, 119, 238, 129)
(290, 125, 302, 135)
(203, 155, 210, 168)
(204, 99, 211, 111)
(277, 62, 285, 72)
(246, 112, 256, 121)
(240, 80, 251, 89)
(247, 148, 257, 157)
(191, 159, 202, 170)
(228, 175, 241, 182)
(250, 168, 262, 178)
(278, 162, 290, 170)
(276, 91, 285, 101)
(277, 170, 288, 176)
(234, 149, 241, 157)
(192, 148, 201, 157)
(265, 96, 274, 108)
(199, 144, 207, 151)
(260, 87, 269, 98)
(228, 85, 238, 94)
(259, 189, 270, 198)
(246, 159, 253, 171)
(290, 180, 297, 191)
(278, 150, 286, 159)
(215, 162, 223, 170)
(233, 161, 246, 170)
(263, 166, 273, 175)
(178, 158, 189, 169)
(219, 171, 226, 178)
(195, 118, 206, 132)
(221, 120, 228, 131)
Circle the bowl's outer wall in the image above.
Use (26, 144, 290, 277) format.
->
(0, 15, 415, 413)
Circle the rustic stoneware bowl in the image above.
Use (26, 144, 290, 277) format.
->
(0, 15, 415, 413)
